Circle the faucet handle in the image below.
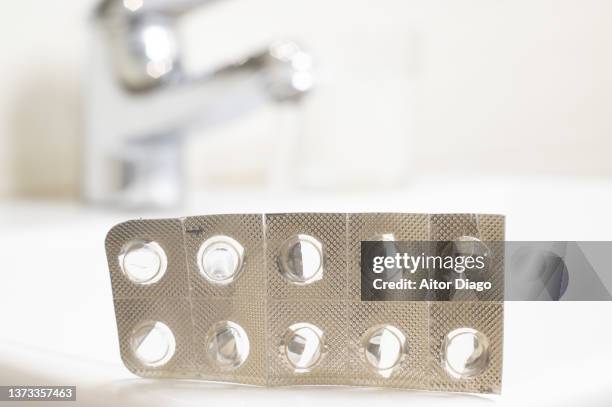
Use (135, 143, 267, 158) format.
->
(97, 5, 181, 92)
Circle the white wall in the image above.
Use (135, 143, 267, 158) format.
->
(0, 0, 91, 198)
(1, 0, 612, 198)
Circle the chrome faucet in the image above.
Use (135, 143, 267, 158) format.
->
(84, 0, 313, 208)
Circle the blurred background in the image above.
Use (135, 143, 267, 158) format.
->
(1, 0, 612, 202)
(1, 1, 612, 406)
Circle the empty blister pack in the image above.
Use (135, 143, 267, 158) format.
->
(105, 213, 504, 393)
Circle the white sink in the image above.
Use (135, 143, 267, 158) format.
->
(1, 176, 611, 406)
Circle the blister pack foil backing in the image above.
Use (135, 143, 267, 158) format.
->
(105, 213, 504, 393)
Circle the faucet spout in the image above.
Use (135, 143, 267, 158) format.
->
(84, 0, 313, 208)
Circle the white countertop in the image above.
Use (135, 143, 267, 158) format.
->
(1, 176, 611, 406)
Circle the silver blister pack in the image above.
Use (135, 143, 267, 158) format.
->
(105, 213, 504, 393)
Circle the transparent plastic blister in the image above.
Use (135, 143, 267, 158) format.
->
(105, 213, 504, 393)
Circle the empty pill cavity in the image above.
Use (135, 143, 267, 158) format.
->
(281, 323, 325, 372)
(206, 321, 250, 370)
(361, 325, 407, 377)
(278, 234, 324, 285)
(119, 240, 168, 284)
(442, 327, 490, 379)
(130, 321, 176, 367)
(197, 236, 245, 284)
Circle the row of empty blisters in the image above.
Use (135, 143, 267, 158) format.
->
(105, 213, 504, 393)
